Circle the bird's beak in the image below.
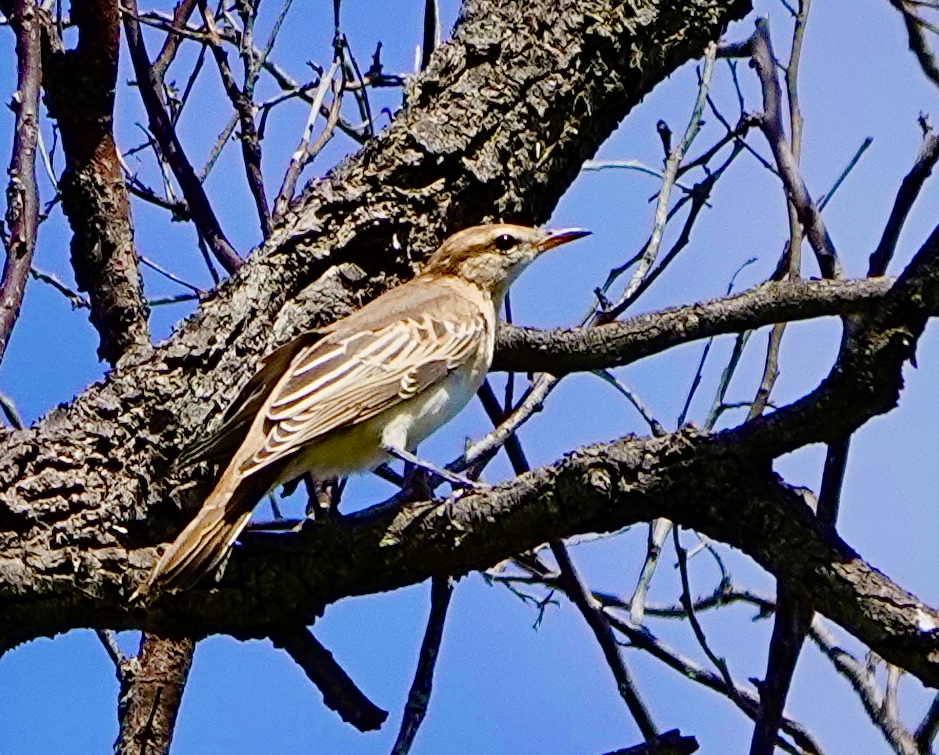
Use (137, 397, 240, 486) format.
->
(539, 228, 592, 252)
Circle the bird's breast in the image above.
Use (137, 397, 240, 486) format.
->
(380, 357, 488, 453)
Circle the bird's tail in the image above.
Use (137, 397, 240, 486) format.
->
(134, 466, 269, 599)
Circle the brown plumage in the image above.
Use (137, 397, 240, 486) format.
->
(136, 224, 589, 597)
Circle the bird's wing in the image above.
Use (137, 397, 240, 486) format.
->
(176, 330, 326, 467)
(239, 308, 489, 475)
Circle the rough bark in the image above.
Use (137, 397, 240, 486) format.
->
(115, 633, 195, 755)
(42, 0, 151, 365)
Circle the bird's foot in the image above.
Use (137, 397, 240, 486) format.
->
(383, 445, 487, 494)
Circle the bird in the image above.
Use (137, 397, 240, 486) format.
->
(136, 223, 590, 596)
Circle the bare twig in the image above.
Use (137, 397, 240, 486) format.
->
(626, 584, 917, 753)
(891, 0, 939, 90)
(139, 255, 202, 294)
(869, 127, 939, 276)
(272, 55, 344, 220)
(915, 693, 939, 750)
(602, 730, 699, 755)
(420, 0, 439, 70)
(0, 391, 24, 428)
(746, 2, 814, 425)
(343, 40, 375, 138)
(600, 43, 717, 321)
(121, 0, 242, 274)
(604, 613, 822, 754)
(474, 376, 656, 741)
(552, 542, 658, 741)
(810, 619, 919, 754)
(677, 257, 756, 426)
(0, 0, 42, 364)
(705, 94, 778, 176)
(95, 629, 125, 678)
(618, 144, 744, 310)
(749, 582, 813, 755)
(199, 0, 271, 237)
(29, 266, 88, 308)
(705, 331, 751, 430)
(259, 58, 383, 144)
(672, 528, 738, 700)
(677, 114, 757, 176)
(747, 13, 856, 751)
(148, 293, 199, 307)
(474, 378, 530, 473)
(200, 112, 238, 182)
(628, 519, 673, 624)
(593, 370, 666, 436)
(726, 18, 840, 279)
(270, 626, 388, 732)
(125, 177, 190, 219)
(458, 375, 557, 469)
(151, 0, 198, 80)
(818, 137, 873, 211)
(390, 576, 453, 754)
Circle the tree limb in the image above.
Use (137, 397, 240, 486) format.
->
(42, 0, 151, 366)
(493, 278, 893, 374)
(0, 0, 42, 363)
(115, 633, 195, 755)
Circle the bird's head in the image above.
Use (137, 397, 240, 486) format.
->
(421, 223, 590, 301)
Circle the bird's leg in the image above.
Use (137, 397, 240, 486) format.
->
(330, 477, 347, 511)
(382, 445, 486, 492)
(403, 457, 436, 500)
(267, 492, 284, 521)
(302, 474, 343, 521)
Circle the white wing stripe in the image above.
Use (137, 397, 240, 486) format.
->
(290, 341, 349, 377)
(269, 329, 410, 412)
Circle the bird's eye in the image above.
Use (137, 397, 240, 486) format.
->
(494, 233, 517, 251)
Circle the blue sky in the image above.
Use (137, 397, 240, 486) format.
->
(2, 0, 939, 752)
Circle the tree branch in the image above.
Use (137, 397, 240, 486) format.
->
(390, 575, 453, 754)
(0, 0, 42, 363)
(115, 633, 195, 755)
(270, 626, 388, 732)
(1, 420, 938, 703)
(121, 0, 242, 273)
(869, 126, 939, 277)
(493, 278, 893, 375)
(199, 0, 271, 238)
(42, 0, 151, 365)
(725, 18, 840, 278)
